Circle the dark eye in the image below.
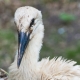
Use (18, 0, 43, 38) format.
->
(30, 18, 35, 27)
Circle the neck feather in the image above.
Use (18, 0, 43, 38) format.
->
(21, 30, 44, 67)
(8, 24, 44, 80)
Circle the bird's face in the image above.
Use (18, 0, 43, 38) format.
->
(14, 6, 43, 68)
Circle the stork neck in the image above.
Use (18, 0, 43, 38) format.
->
(22, 32, 43, 65)
(8, 23, 44, 80)
(20, 24, 44, 67)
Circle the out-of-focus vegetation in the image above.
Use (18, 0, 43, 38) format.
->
(0, 0, 80, 70)
(59, 13, 76, 24)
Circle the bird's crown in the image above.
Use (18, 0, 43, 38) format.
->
(14, 6, 42, 32)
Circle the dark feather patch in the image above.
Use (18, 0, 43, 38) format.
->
(29, 18, 35, 27)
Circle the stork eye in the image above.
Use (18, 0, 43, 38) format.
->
(30, 18, 35, 27)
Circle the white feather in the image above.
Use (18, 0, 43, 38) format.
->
(8, 6, 80, 80)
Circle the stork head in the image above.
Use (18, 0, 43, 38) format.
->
(14, 6, 43, 68)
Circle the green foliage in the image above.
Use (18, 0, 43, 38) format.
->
(21, 0, 26, 2)
(0, 29, 16, 42)
(65, 45, 80, 64)
(40, 43, 54, 60)
(59, 13, 76, 24)
(42, 0, 58, 3)
(69, 0, 77, 2)
(0, 29, 17, 68)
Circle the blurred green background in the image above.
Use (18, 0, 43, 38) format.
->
(0, 0, 80, 70)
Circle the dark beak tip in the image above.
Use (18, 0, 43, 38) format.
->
(17, 53, 23, 68)
(17, 59, 20, 68)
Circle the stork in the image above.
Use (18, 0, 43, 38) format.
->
(0, 6, 80, 80)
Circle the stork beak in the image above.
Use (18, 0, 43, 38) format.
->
(17, 31, 30, 68)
